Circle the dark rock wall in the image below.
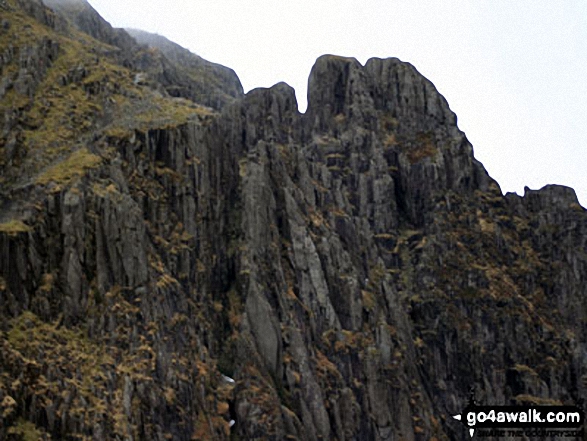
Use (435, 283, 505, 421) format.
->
(0, 2, 586, 441)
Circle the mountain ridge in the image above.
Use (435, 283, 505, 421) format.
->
(0, 1, 586, 440)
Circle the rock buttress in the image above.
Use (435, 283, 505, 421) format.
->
(1, 5, 586, 439)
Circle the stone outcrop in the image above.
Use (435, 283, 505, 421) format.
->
(43, 0, 137, 53)
(43, 0, 243, 110)
(0, 1, 585, 440)
(126, 28, 243, 110)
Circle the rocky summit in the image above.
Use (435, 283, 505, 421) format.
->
(1, 1, 586, 440)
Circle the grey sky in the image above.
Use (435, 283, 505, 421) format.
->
(88, 0, 587, 206)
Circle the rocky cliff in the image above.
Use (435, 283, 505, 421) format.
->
(1, 1, 586, 440)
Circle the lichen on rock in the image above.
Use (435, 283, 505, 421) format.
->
(0, 1, 586, 440)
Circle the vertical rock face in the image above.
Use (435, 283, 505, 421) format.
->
(1, 2, 586, 441)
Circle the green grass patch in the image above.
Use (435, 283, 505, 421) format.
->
(7, 418, 43, 441)
(36, 148, 102, 185)
(0, 219, 32, 234)
(135, 96, 214, 127)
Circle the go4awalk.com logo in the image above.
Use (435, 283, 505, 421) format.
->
(453, 402, 584, 438)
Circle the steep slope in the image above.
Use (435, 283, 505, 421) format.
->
(1, 1, 238, 439)
(43, 0, 243, 110)
(43, 0, 137, 55)
(1, 2, 586, 441)
(126, 28, 243, 111)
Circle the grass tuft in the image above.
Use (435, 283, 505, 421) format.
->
(36, 148, 101, 185)
(0, 219, 32, 234)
